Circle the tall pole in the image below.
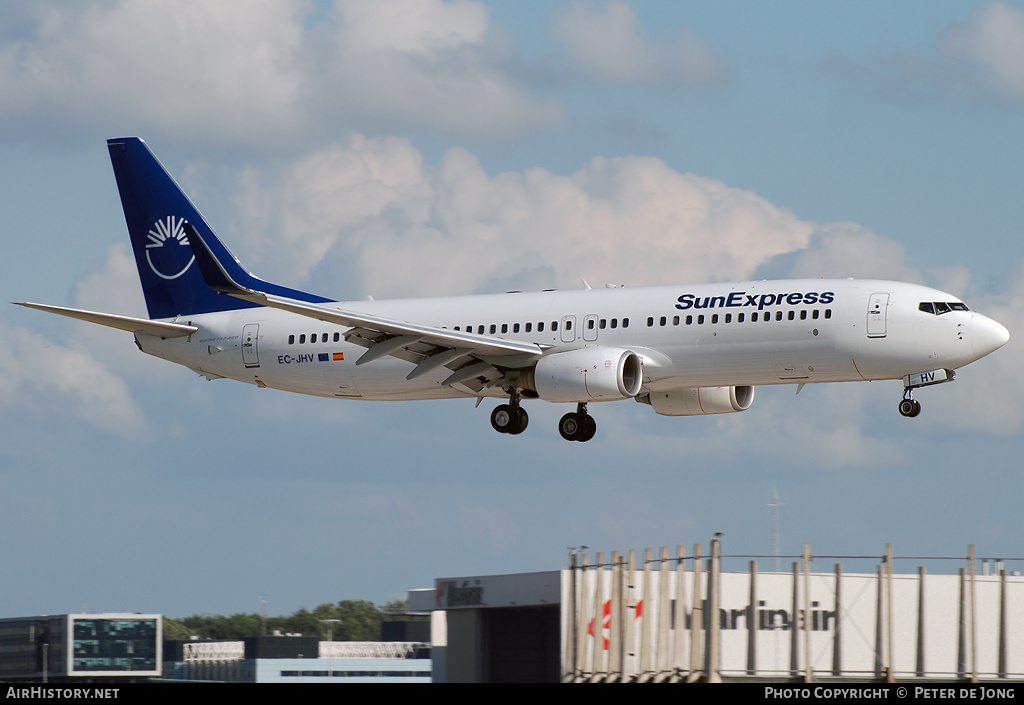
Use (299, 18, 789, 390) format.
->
(769, 488, 783, 573)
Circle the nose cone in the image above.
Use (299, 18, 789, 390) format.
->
(971, 314, 1010, 359)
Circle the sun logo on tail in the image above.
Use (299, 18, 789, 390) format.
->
(146, 216, 195, 280)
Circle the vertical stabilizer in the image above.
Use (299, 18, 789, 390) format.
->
(107, 137, 328, 319)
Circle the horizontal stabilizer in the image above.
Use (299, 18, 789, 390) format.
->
(13, 302, 197, 338)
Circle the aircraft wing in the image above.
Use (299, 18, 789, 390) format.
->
(14, 302, 197, 338)
(184, 224, 543, 388)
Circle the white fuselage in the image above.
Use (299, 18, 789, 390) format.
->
(136, 278, 1006, 402)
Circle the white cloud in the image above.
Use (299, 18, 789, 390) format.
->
(0, 0, 564, 146)
(552, 0, 731, 90)
(230, 137, 817, 297)
(0, 1, 306, 142)
(0, 319, 149, 438)
(940, 1, 1024, 103)
(839, 1, 1024, 105)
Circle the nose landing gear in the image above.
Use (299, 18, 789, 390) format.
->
(898, 393, 921, 418)
(898, 368, 956, 418)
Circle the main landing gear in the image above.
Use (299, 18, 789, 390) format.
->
(490, 396, 597, 442)
(559, 403, 597, 443)
(490, 389, 529, 435)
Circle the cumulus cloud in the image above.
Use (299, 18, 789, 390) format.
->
(939, 1, 1024, 103)
(832, 1, 1024, 105)
(0, 320, 149, 438)
(552, 0, 731, 90)
(230, 135, 816, 297)
(0, 245, 154, 439)
(0, 0, 564, 147)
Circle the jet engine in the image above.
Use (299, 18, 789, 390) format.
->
(521, 348, 643, 403)
(638, 385, 755, 416)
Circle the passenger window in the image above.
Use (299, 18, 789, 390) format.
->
(800, 310, 807, 320)
(288, 335, 295, 345)
(824, 309, 832, 319)
(647, 317, 654, 327)
(659, 316, 667, 326)
(812, 310, 819, 319)
(622, 318, 629, 328)
(686, 315, 692, 325)
(738, 313, 744, 323)
(673, 316, 679, 325)
(525, 322, 532, 333)
(299, 334, 306, 344)
(776, 311, 783, 321)
(599, 319, 607, 329)
(587, 319, 595, 329)
(725, 313, 732, 323)
(501, 324, 508, 334)
(698, 315, 705, 325)
(513, 323, 520, 333)
(610, 319, 618, 329)
(788, 311, 795, 321)
(334, 332, 340, 342)
(538, 322, 545, 332)
(478, 325, 484, 334)
(490, 324, 496, 334)
(752, 312, 759, 322)
(711, 314, 719, 324)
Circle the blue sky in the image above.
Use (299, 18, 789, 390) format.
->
(1, 1, 1022, 619)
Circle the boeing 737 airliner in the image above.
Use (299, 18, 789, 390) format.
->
(17, 138, 1010, 441)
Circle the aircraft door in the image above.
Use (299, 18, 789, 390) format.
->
(583, 314, 599, 342)
(561, 315, 577, 343)
(867, 293, 889, 338)
(242, 323, 260, 367)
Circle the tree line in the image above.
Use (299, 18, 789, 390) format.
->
(163, 599, 414, 642)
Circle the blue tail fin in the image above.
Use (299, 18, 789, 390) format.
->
(107, 137, 329, 319)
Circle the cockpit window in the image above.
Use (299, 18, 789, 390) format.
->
(919, 301, 969, 315)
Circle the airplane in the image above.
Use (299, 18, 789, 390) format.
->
(16, 138, 1010, 442)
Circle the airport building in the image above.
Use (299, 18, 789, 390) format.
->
(165, 637, 431, 683)
(0, 614, 161, 682)
(413, 541, 1023, 683)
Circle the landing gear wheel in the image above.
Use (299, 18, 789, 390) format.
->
(558, 411, 597, 442)
(579, 415, 597, 442)
(898, 398, 921, 418)
(491, 404, 520, 433)
(508, 407, 529, 435)
(559, 412, 583, 441)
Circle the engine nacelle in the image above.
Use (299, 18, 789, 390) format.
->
(640, 386, 755, 416)
(521, 348, 643, 403)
